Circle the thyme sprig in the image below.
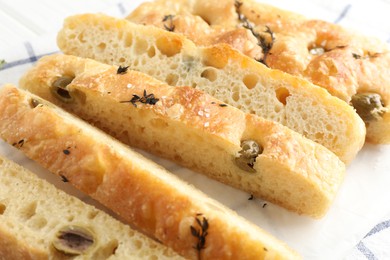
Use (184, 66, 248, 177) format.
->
(121, 90, 159, 107)
(234, 1, 274, 66)
(163, 15, 175, 32)
(190, 215, 209, 258)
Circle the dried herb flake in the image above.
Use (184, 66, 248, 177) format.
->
(12, 139, 25, 148)
(121, 90, 159, 107)
(60, 175, 69, 183)
(248, 194, 254, 200)
(163, 15, 175, 32)
(117, 65, 129, 74)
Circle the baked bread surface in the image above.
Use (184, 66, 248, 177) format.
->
(20, 54, 346, 218)
(127, 0, 390, 144)
(57, 13, 366, 164)
(0, 85, 300, 259)
(0, 155, 183, 260)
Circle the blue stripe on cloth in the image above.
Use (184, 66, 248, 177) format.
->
(0, 51, 58, 71)
(117, 2, 126, 15)
(357, 242, 378, 260)
(364, 219, 390, 238)
(334, 4, 352, 24)
(24, 41, 38, 63)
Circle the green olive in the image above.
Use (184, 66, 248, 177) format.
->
(52, 225, 95, 255)
(351, 93, 387, 122)
(51, 76, 75, 103)
(235, 140, 263, 172)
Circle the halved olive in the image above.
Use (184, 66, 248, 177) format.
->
(235, 140, 263, 173)
(351, 93, 387, 122)
(52, 225, 95, 255)
(51, 76, 75, 103)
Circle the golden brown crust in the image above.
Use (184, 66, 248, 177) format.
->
(57, 14, 366, 164)
(127, 0, 390, 143)
(0, 85, 300, 259)
(20, 54, 345, 218)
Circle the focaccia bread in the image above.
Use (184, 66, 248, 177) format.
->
(0, 156, 183, 260)
(0, 85, 300, 259)
(127, 0, 390, 144)
(57, 13, 366, 164)
(20, 54, 345, 218)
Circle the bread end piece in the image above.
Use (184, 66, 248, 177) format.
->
(0, 155, 184, 259)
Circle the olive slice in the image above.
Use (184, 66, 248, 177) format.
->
(351, 93, 387, 122)
(52, 225, 95, 255)
(51, 76, 75, 103)
(235, 140, 263, 172)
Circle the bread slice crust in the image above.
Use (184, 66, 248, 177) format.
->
(20, 54, 345, 218)
(0, 156, 183, 260)
(57, 13, 366, 163)
(0, 85, 299, 259)
(127, 0, 390, 144)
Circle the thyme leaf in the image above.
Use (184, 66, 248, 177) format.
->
(117, 65, 129, 74)
(234, 1, 274, 66)
(190, 215, 209, 258)
(163, 15, 175, 32)
(121, 89, 159, 107)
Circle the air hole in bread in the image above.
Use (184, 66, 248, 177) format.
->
(133, 239, 143, 249)
(20, 201, 37, 220)
(119, 57, 126, 63)
(0, 203, 6, 214)
(148, 255, 159, 260)
(315, 132, 324, 140)
(87, 210, 99, 220)
(134, 38, 149, 55)
(243, 74, 259, 89)
(232, 88, 240, 102)
(147, 46, 156, 58)
(125, 33, 133, 47)
(78, 32, 86, 43)
(156, 36, 183, 57)
(97, 42, 106, 52)
(165, 73, 179, 86)
(200, 68, 218, 82)
(100, 239, 119, 258)
(29, 216, 47, 230)
(275, 87, 290, 105)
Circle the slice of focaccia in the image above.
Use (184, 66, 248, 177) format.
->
(0, 156, 183, 260)
(127, 0, 390, 144)
(0, 85, 300, 259)
(20, 54, 345, 218)
(57, 13, 366, 164)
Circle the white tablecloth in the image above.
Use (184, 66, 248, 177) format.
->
(1, 0, 390, 259)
